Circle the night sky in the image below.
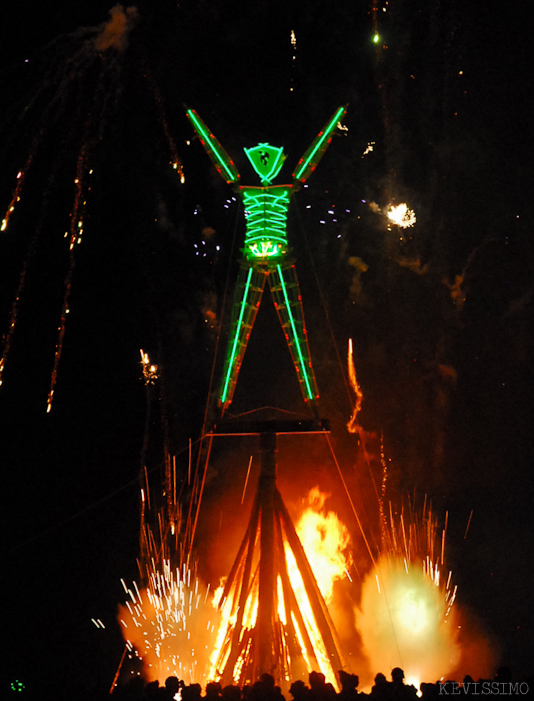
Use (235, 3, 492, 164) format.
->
(1, 2, 532, 698)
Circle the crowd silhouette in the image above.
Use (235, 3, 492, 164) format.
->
(110, 666, 529, 701)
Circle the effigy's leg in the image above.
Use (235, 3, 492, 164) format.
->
(219, 263, 267, 409)
(268, 262, 319, 406)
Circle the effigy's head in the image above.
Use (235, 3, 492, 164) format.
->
(244, 143, 286, 184)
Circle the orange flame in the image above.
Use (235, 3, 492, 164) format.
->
(294, 488, 352, 603)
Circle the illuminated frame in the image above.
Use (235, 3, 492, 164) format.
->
(220, 267, 254, 405)
(292, 105, 347, 183)
(275, 264, 315, 400)
(186, 109, 240, 184)
(186, 105, 346, 408)
(241, 186, 290, 260)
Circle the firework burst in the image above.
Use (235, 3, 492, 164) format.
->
(357, 500, 460, 689)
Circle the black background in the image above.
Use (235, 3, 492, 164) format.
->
(1, 1, 532, 697)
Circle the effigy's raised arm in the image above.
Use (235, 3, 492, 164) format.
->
(185, 108, 241, 184)
(292, 105, 347, 184)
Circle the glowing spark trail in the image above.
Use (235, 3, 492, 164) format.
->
(346, 338, 363, 433)
(0, 7, 185, 404)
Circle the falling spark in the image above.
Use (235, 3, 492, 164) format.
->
(464, 510, 473, 539)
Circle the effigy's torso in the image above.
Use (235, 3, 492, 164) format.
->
(238, 185, 293, 261)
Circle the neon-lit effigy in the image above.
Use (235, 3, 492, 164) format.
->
(186, 106, 346, 410)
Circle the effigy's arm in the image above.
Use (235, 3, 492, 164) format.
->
(292, 105, 347, 184)
(185, 108, 240, 184)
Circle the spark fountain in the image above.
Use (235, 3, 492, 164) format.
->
(357, 500, 461, 690)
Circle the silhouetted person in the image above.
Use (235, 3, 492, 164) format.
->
(461, 675, 475, 699)
(338, 670, 359, 701)
(145, 680, 160, 699)
(370, 673, 391, 700)
(159, 676, 180, 701)
(419, 682, 439, 701)
(206, 682, 223, 701)
(183, 683, 203, 701)
(222, 684, 243, 701)
(390, 669, 417, 701)
(289, 680, 309, 701)
(309, 671, 336, 701)
(113, 676, 146, 700)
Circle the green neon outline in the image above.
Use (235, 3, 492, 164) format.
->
(293, 106, 346, 182)
(244, 144, 285, 184)
(186, 110, 239, 183)
(220, 266, 254, 404)
(241, 188, 290, 256)
(276, 264, 315, 400)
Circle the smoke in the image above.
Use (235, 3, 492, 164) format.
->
(348, 256, 369, 302)
(95, 5, 139, 52)
(396, 257, 429, 275)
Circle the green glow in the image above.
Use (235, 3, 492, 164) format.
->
(186, 109, 240, 183)
(244, 143, 286, 184)
(373, 33, 380, 44)
(292, 106, 346, 183)
(241, 186, 290, 260)
(220, 267, 254, 404)
(249, 241, 281, 257)
(276, 264, 315, 400)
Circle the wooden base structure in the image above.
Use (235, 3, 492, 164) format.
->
(209, 420, 345, 688)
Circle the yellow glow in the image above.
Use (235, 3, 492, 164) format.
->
(399, 589, 429, 634)
(140, 349, 159, 384)
(386, 203, 416, 228)
(294, 488, 351, 603)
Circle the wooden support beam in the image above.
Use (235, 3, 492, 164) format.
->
(276, 488, 345, 678)
(258, 432, 277, 678)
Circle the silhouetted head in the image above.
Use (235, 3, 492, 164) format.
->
(260, 673, 275, 690)
(206, 682, 223, 698)
(309, 671, 326, 689)
(289, 680, 308, 700)
(338, 671, 359, 691)
(222, 684, 242, 701)
(374, 673, 387, 686)
(391, 668, 405, 684)
(165, 677, 180, 695)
